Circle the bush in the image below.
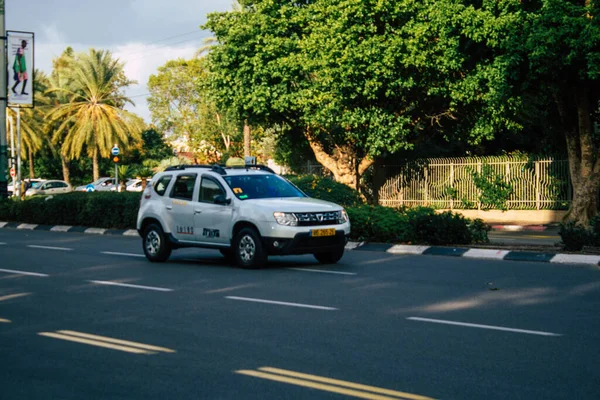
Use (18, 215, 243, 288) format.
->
(347, 205, 485, 245)
(405, 207, 473, 245)
(347, 205, 411, 243)
(0, 192, 141, 230)
(286, 175, 364, 207)
(559, 221, 598, 251)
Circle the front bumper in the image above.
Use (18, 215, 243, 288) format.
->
(262, 230, 348, 256)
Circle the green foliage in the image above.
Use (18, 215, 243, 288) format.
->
(470, 164, 514, 211)
(286, 175, 364, 207)
(0, 192, 142, 230)
(346, 205, 488, 245)
(559, 216, 600, 251)
(403, 207, 473, 245)
(468, 218, 491, 244)
(346, 206, 411, 243)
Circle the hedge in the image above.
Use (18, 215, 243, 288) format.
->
(0, 192, 141, 230)
(0, 191, 490, 246)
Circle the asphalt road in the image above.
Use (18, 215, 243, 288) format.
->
(1, 229, 599, 400)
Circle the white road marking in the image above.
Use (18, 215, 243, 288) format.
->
(0, 242, 6, 245)
(17, 223, 38, 230)
(101, 251, 145, 258)
(407, 317, 562, 337)
(226, 296, 338, 310)
(0, 268, 49, 277)
(288, 268, 356, 276)
(50, 225, 72, 232)
(27, 245, 73, 251)
(87, 280, 173, 292)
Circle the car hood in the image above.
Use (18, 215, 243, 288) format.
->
(240, 197, 343, 213)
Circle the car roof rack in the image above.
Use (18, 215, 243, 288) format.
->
(163, 164, 228, 175)
(164, 163, 274, 175)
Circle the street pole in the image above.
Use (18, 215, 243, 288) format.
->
(0, 1, 8, 199)
(16, 108, 21, 197)
(115, 162, 118, 192)
(9, 111, 14, 195)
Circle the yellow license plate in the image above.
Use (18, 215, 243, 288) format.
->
(311, 228, 336, 237)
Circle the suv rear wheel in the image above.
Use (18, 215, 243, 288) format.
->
(234, 227, 267, 269)
(143, 223, 172, 262)
(314, 246, 345, 264)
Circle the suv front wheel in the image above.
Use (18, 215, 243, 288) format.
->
(234, 227, 267, 269)
(143, 223, 172, 262)
(314, 246, 345, 264)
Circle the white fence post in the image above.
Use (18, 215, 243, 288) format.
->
(535, 161, 540, 210)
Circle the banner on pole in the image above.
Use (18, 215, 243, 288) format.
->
(7, 31, 34, 108)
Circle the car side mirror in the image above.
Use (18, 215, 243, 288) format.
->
(214, 194, 231, 205)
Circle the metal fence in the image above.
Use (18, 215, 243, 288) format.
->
(378, 156, 571, 210)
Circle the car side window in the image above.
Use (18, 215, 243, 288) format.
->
(170, 174, 197, 201)
(41, 183, 49, 190)
(154, 176, 172, 196)
(199, 177, 225, 204)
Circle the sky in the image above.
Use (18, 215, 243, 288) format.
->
(5, 0, 233, 122)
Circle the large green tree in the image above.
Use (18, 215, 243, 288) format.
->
(522, 0, 600, 224)
(147, 57, 243, 161)
(47, 49, 145, 181)
(203, 0, 521, 190)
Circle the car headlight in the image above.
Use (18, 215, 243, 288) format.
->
(338, 209, 349, 224)
(273, 212, 298, 226)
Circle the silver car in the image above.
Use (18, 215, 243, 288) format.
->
(25, 180, 73, 196)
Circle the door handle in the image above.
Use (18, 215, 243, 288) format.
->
(194, 209, 202, 214)
(165, 205, 172, 210)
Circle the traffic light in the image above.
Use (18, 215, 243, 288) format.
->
(113, 156, 120, 163)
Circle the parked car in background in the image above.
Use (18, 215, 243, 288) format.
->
(126, 178, 152, 192)
(75, 177, 116, 192)
(25, 180, 73, 196)
(8, 178, 46, 196)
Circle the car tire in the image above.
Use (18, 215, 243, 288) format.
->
(233, 227, 267, 269)
(314, 246, 345, 264)
(142, 223, 172, 262)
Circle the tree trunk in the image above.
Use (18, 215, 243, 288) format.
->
(93, 148, 100, 181)
(61, 155, 71, 184)
(554, 86, 600, 226)
(28, 147, 35, 179)
(243, 121, 251, 157)
(305, 128, 374, 191)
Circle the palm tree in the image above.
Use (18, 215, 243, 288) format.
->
(47, 49, 145, 181)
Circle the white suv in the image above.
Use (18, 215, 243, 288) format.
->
(136, 163, 350, 268)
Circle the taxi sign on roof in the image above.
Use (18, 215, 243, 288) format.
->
(226, 157, 245, 167)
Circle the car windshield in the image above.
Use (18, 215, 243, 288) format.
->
(223, 174, 305, 200)
(90, 178, 106, 185)
(32, 182, 44, 188)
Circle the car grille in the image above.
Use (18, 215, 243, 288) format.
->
(294, 211, 341, 226)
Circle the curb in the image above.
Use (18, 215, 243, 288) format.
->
(346, 242, 600, 267)
(0, 221, 139, 237)
(2, 221, 598, 267)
